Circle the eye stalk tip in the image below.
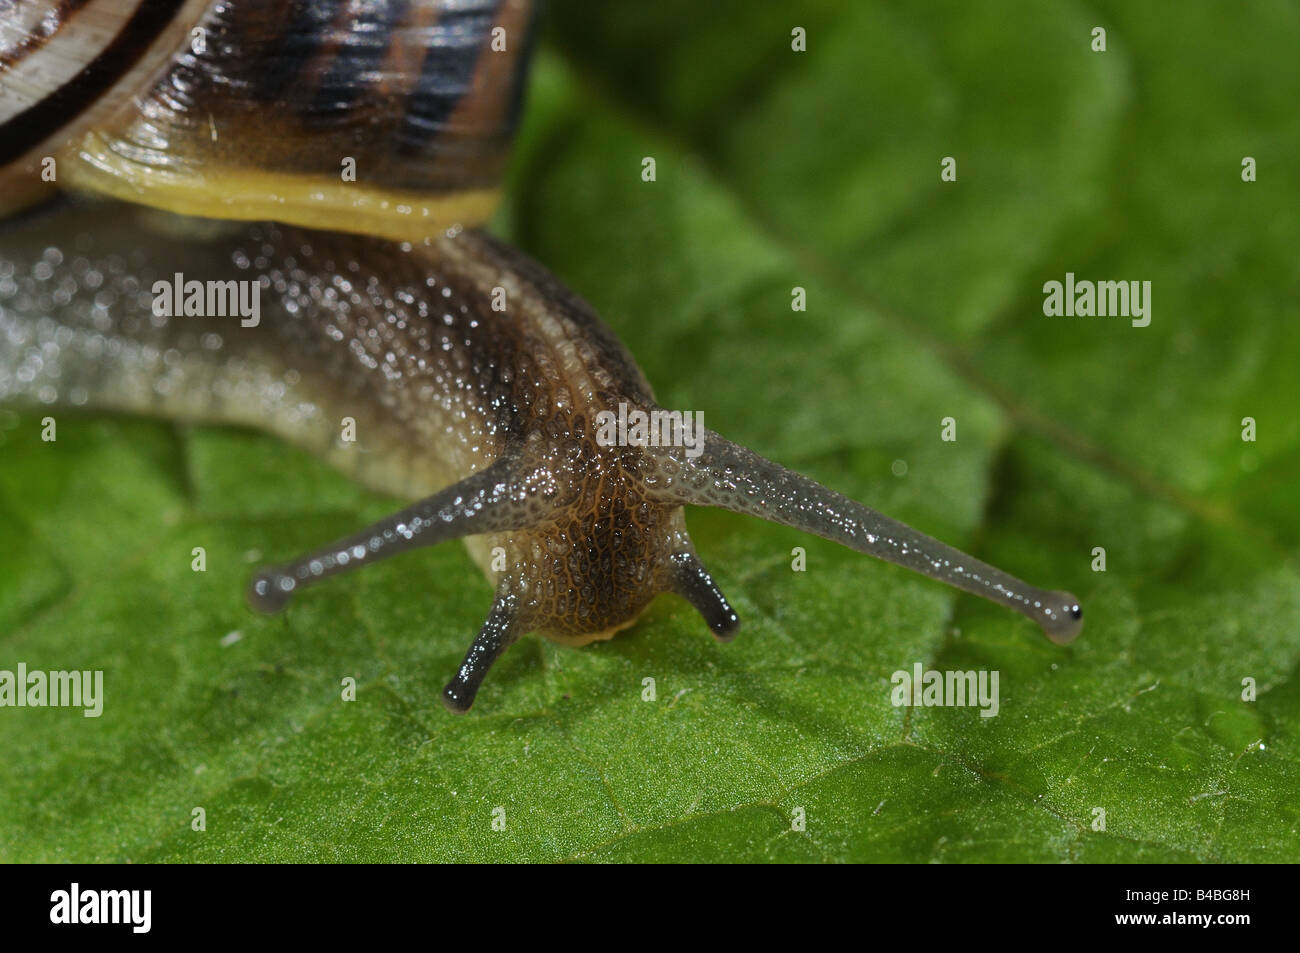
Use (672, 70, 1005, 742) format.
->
(248, 570, 294, 614)
(1040, 590, 1083, 645)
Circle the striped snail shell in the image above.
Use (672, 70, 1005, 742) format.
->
(0, 0, 535, 238)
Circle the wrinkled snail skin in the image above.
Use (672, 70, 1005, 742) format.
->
(0, 0, 1081, 712)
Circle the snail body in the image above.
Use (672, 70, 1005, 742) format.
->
(0, 1, 1081, 712)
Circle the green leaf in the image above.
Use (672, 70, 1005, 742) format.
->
(2, 1, 1297, 862)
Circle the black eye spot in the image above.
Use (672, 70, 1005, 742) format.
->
(1070, 605, 1083, 620)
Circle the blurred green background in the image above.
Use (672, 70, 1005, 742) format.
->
(1, 1, 1297, 862)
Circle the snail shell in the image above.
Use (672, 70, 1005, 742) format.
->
(1, 0, 534, 238)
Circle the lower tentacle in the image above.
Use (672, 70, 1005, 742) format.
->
(442, 593, 523, 713)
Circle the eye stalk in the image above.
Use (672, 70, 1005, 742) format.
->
(649, 431, 1085, 648)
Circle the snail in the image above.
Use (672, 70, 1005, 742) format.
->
(0, 0, 1082, 713)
